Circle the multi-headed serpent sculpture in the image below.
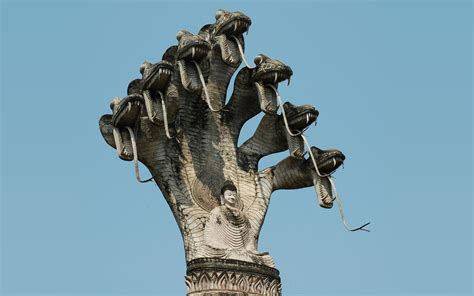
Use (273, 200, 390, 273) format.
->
(99, 9, 369, 295)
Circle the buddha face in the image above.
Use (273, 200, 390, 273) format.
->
(222, 189, 237, 206)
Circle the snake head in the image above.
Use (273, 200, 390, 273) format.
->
(175, 30, 211, 93)
(100, 95, 145, 162)
(309, 147, 345, 175)
(176, 30, 211, 61)
(251, 54, 293, 114)
(110, 94, 144, 128)
(308, 147, 345, 209)
(213, 9, 251, 67)
(140, 60, 174, 93)
(283, 102, 319, 133)
(214, 9, 251, 37)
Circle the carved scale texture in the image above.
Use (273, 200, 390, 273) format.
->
(99, 14, 325, 270)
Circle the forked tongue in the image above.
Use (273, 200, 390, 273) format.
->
(265, 74, 370, 233)
(178, 60, 201, 92)
(327, 176, 371, 232)
(311, 166, 370, 232)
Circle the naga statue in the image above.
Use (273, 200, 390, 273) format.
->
(99, 9, 368, 295)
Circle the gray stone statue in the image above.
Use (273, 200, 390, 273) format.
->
(198, 180, 275, 267)
(99, 9, 368, 295)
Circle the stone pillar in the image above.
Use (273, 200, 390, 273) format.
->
(185, 258, 281, 296)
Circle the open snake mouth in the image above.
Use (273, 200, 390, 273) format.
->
(110, 94, 144, 128)
(213, 10, 251, 67)
(251, 54, 293, 114)
(105, 95, 145, 161)
(310, 147, 345, 175)
(177, 43, 210, 61)
(308, 147, 345, 209)
(176, 30, 211, 61)
(214, 11, 251, 37)
(99, 114, 133, 161)
(283, 102, 319, 132)
(140, 61, 174, 92)
(176, 30, 211, 92)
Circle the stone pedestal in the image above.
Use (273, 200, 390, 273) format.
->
(185, 258, 281, 295)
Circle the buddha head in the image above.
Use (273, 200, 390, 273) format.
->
(220, 180, 237, 206)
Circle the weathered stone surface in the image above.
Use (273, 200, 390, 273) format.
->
(186, 258, 281, 296)
(99, 9, 351, 294)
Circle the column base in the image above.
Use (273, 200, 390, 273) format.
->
(185, 258, 281, 296)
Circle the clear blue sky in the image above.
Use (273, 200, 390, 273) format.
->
(1, 1, 472, 295)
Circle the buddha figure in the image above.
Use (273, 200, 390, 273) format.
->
(197, 180, 275, 267)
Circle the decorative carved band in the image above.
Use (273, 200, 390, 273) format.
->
(185, 258, 282, 295)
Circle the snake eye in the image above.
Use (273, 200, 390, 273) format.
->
(215, 9, 225, 20)
(139, 61, 150, 74)
(254, 54, 264, 66)
(109, 97, 121, 111)
(176, 30, 188, 41)
(139, 63, 146, 74)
